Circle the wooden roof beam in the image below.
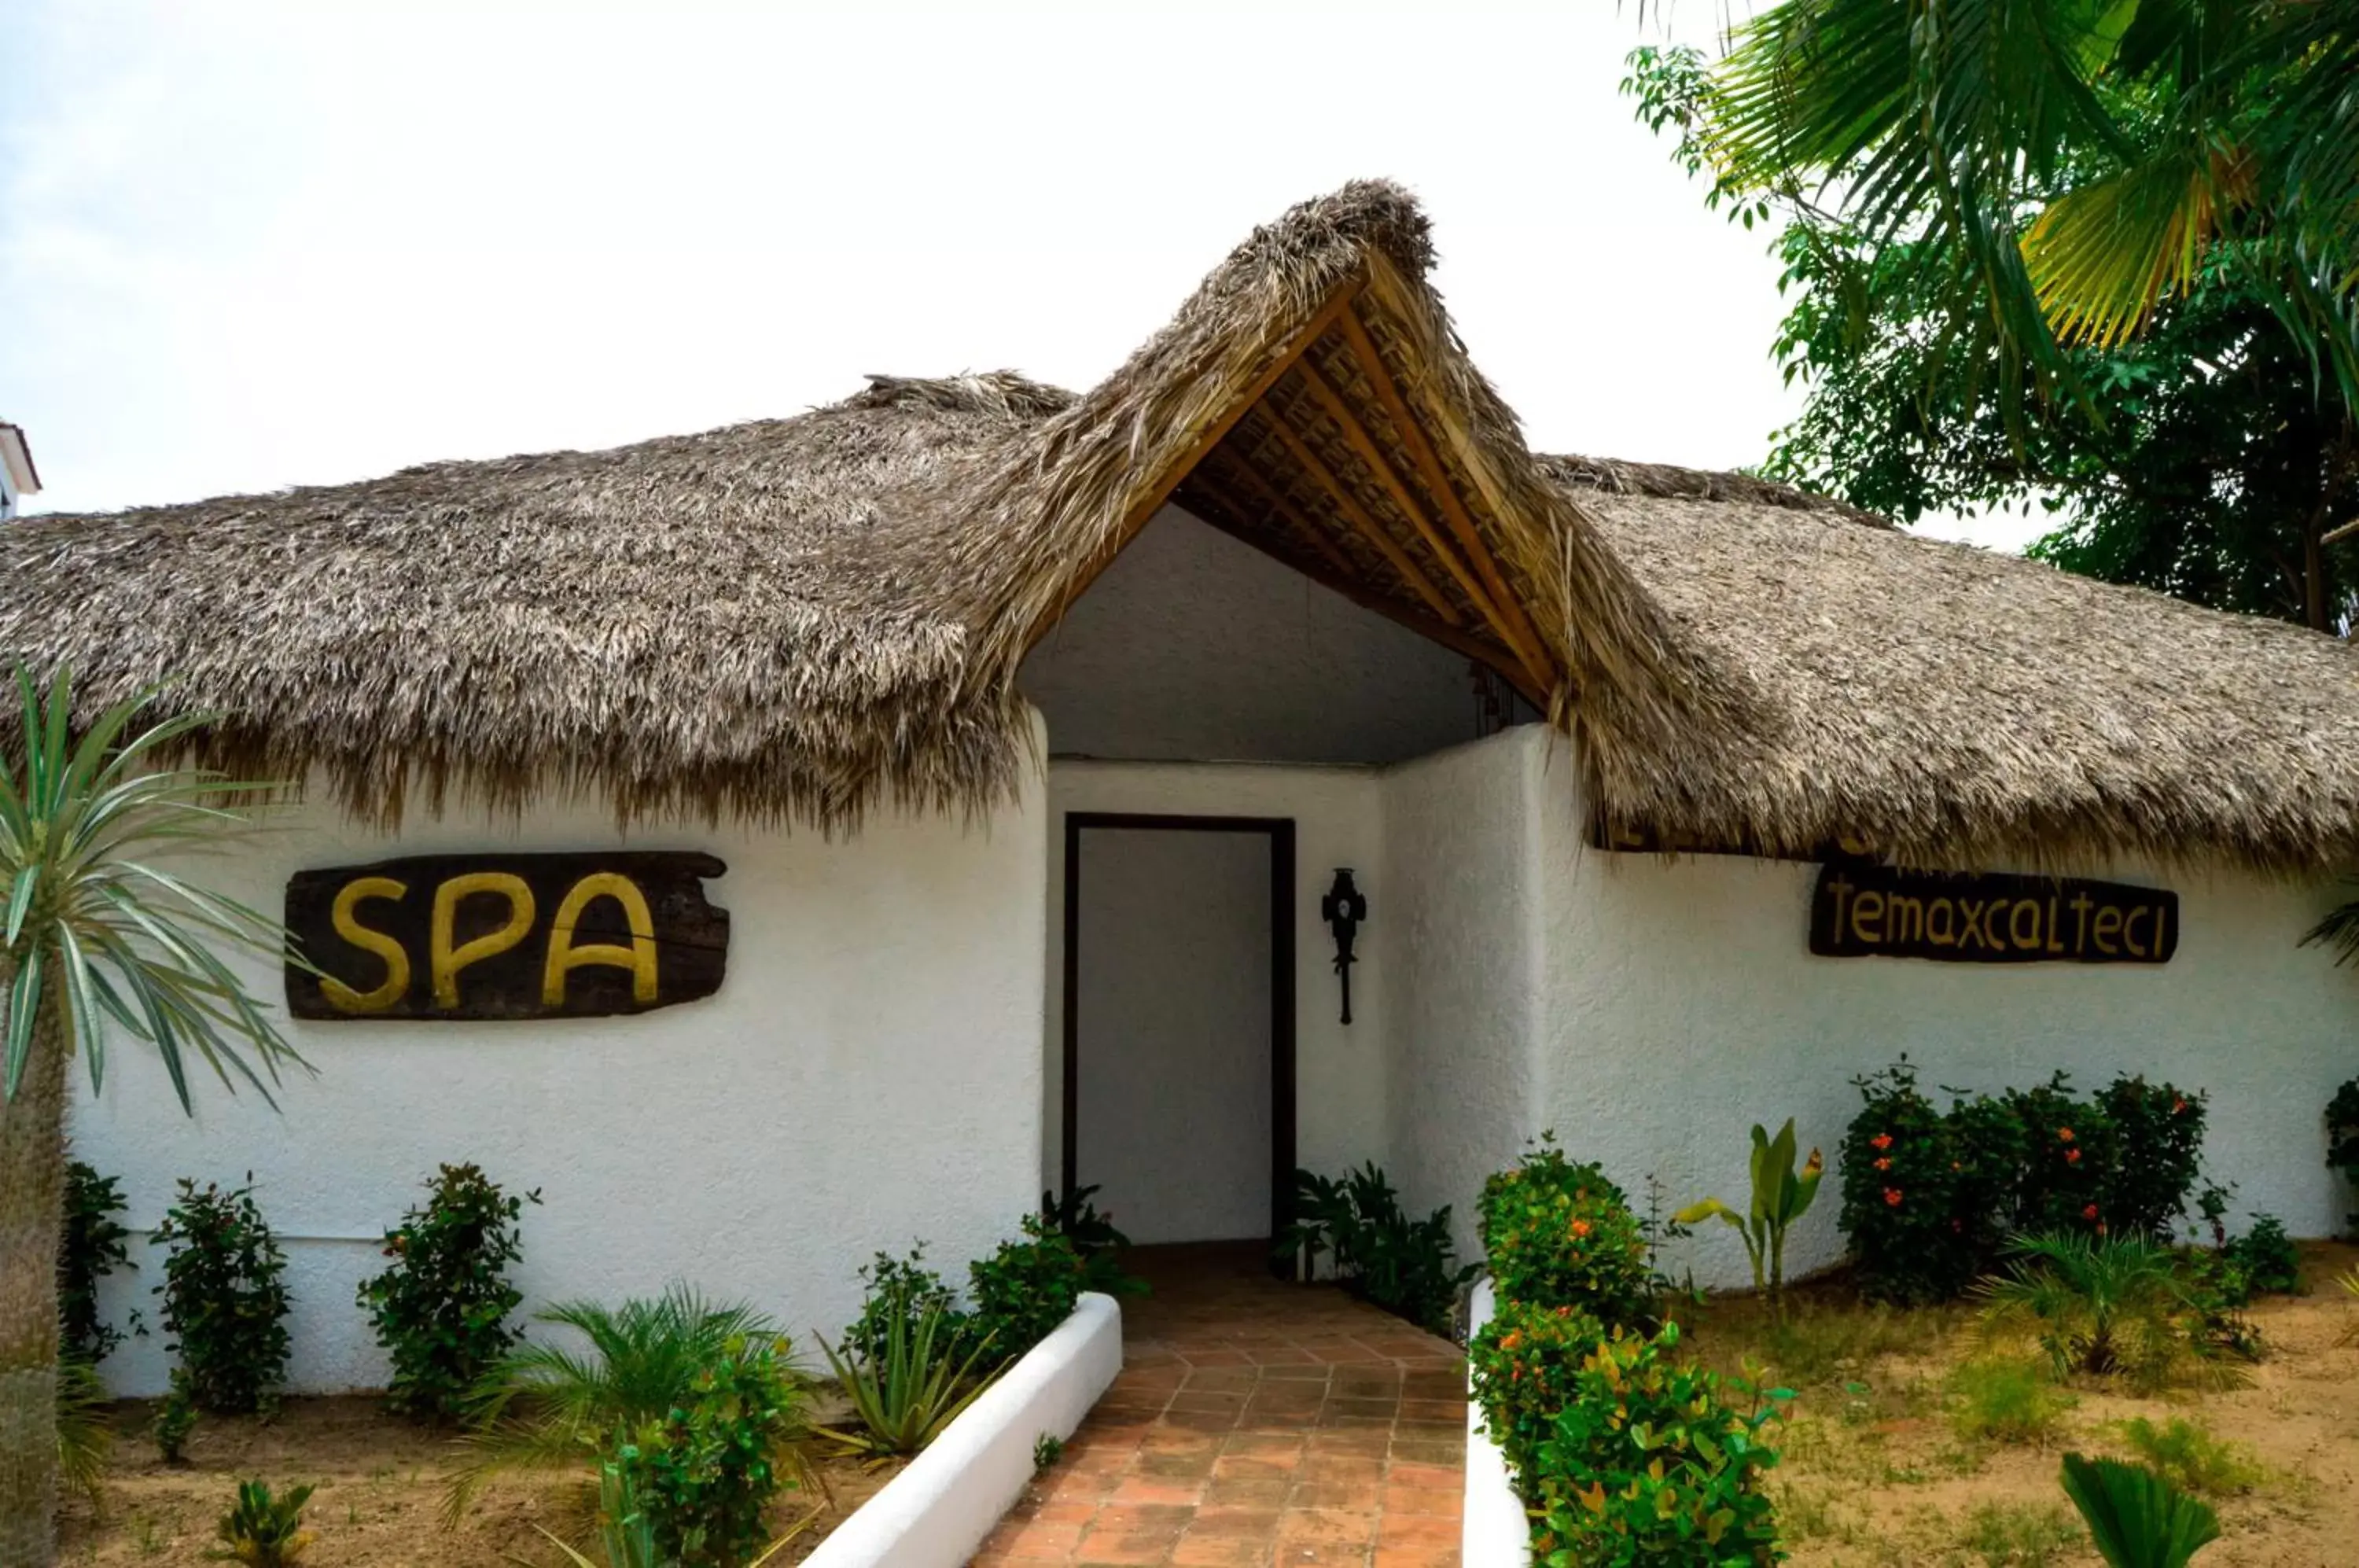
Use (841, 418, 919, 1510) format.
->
(1186, 499, 1547, 708)
(1334, 300, 1560, 693)
(1250, 410, 1463, 628)
(1285, 353, 1536, 665)
(1191, 453, 1361, 583)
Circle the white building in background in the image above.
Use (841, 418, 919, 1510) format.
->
(0, 422, 37, 519)
(7, 182, 2359, 1396)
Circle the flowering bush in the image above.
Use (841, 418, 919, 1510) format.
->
(1470, 1294, 1606, 1482)
(1840, 1061, 2210, 1303)
(1525, 1322, 1788, 1567)
(357, 1162, 539, 1420)
(1478, 1138, 1653, 1329)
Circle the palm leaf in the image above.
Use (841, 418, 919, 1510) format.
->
(2059, 1452, 2221, 1567)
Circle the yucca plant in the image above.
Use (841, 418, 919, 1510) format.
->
(210, 1478, 315, 1566)
(1976, 1231, 2206, 1389)
(446, 1287, 800, 1521)
(816, 1288, 997, 1463)
(1, 667, 307, 1568)
(1676, 1117, 1823, 1316)
(2059, 1452, 2220, 1568)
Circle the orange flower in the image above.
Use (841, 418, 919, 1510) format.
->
(1570, 1219, 1593, 1239)
(1870, 1133, 1894, 1151)
(1872, 1157, 1891, 1172)
(2172, 1098, 2188, 1115)
(1883, 1188, 1904, 1207)
(1500, 1331, 1523, 1351)
(2057, 1127, 2075, 1143)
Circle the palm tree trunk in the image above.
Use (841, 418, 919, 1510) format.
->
(0, 989, 67, 1568)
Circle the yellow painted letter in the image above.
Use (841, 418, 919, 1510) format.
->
(543, 873, 660, 1007)
(431, 873, 536, 1010)
(322, 876, 410, 1014)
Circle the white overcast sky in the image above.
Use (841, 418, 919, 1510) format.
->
(2, 0, 2030, 547)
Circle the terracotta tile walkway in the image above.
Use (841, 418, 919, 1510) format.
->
(970, 1241, 1466, 1568)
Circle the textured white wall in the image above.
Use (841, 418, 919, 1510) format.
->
(1378, 731, 1542, 1260)
(1044, 761, 1389, 1206)
(1522, 727, 2359, 1286)
(1073, 829, 1272, 1243)
(72, 731, 1050, 1397)
(1020, 506, 1489, 766)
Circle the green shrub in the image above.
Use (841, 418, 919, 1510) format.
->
(1479, 1137, 1653, 1329)
(1279, 1163, 1474, 1334)
(1524, 1322, 1788, 1567)
(819, 1285, 996, 1460)
(2327, 1078, 2359, 1237)
(1470, 1294, 1606, 1482)
(1946, 1356, 2077, 1445)
(61, 1156, 139, 1364)
(1975, 1232, 2210, 1390)
(841, 1247, 962, 1368)
(357, 1163, 539, 1420)
(153, 1375, 198, 1463)
(618, 1334, 811, 1568)
(1842, 1063, 2210, 1303)
(152, 1176, 290, 1415)
(1039, 1185, 1147, 1298)
(2113, 1417, 2262, 1498)
(212, 1478, 315, 1566)
(965, 1215, 1091, 1365)
(2221, 1214, 2302, 1297)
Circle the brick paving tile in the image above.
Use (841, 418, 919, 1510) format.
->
(967, 1241, 1465, 1567)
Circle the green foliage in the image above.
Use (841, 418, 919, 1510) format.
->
(965, 1215, 1090, 1366)
(1279, 1162, 1474, 1335)
(1840, 1062, 2209, 1304)
(449, 1287, 785, 1521)
(2113, 1418, 2262, 1499)
(1470, 1294, 1608, 1484)
(1622, 6, 2359, 634)
(357, 1162, 539, 1421)
(209, 1479, 315, 1566)
(1675, 1119, 1824, 1309)
(1032, 1432, 1062, 1471)
(1524, 1322, 1789, 1568)
(1039, 1184, 1146, 1298)
(152, 1176, 290, 1415)
(1974, 1233, 2205, 1389)
(2325, 1079, 2359, 1235)
(153, 1374, 198, 1463)
(2221, 1214, 2302, 1298)
(1946, 1356, 2076, 1447)
(1, 665, 308, 1110)
(1478, 1136, 1653, 1331)
(2059, 1452, 2221, 1568)
(57, 1357, 113, 1502)
(61, 1154, 138, 1364)
(841, 1247, 960, 1369)
(615, 1333, 811, 1568)
(1953, 1500, 2084, 1568)
(818, 1286, 995, 1460)
(527, 1460, 664, 1568)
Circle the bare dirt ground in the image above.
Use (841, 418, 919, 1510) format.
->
(57, 1394, 901, 1567)
(1675, 1241, 2359, 1567)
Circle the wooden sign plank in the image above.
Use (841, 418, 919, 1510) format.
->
(285, 852, 729, 1020)
(1810, 864, 2177, 965)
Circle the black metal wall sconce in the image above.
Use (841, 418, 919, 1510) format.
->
(1321, 869, 1367, 1025)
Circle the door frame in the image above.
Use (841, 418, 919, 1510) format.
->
(1061, 812, 1297, 1242)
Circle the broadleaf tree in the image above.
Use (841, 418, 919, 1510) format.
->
(0, 667, 307, 1568)
(1624, 0, 2359, 631)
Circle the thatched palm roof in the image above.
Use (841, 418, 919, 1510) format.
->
(8, 180, 2359, 870)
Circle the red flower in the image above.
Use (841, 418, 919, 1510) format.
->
(1870, 1133, 1894, 1151)
(2066, 1148, 2082, 1165)
(2082, 1203, 2100, 1221)
(2173, 1098, 2188, 1115)
(1950, 1219, 1963, 1233)
(1883, 1188, 1904, 1207)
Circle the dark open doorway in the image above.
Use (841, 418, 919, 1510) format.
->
(1061, 812, 1297, 1244)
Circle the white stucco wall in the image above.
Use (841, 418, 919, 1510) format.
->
(71, 727, 1051, 1397)
(1378, 730, 1543, 1259)
(1520, 727, 2359, 1286)
(1072, 828, 1272, 1243)
(1020, 506, 1493, 766)
(1044, 761, 1389, 1205)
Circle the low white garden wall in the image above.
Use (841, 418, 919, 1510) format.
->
(804, 1291, 1123, 1568)
(1463, 1279, 1530, 1567)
